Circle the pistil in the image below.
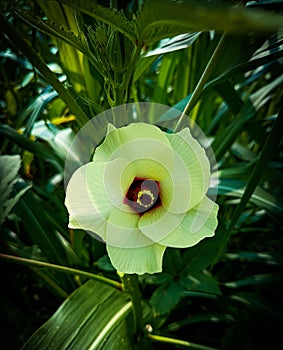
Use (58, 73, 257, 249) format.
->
(125, 178, 160, 214)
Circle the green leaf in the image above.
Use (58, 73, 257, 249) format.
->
(180, 225, 226, 275)
(15, 9, 91, 59)
(180, 270, 221, 295)
(215, 106, 283, 263)
(29, 120, 75, 161)
(224, 274, 283, 289)
(0, 155, 30, 225)
(215, 82, 244, 115)
(13, 188, 81, 292)
(165, 313, 233, 332)
(224, 288, 283, 349)
(157, 94, 191, 122)
(150, 280, 184, 314)
(0, 14, 90, 127)
(218, 179, 283, 217)
(22, 279, 133, 350)
(133, 54, 159, 82)
(0, 124, 64, 170)
(206, 40, 283, 90)
(212, 101, 256, 161)
(144, 32, 201, 57)
(95, 255, 116, 272)
(158, 33, 283, 125)
(16, 90, 58, 131)
(152, 51, 177, 104)
(231, 291, 283, 319)
(57, 0, 136, 42)
(141, 273, 172, 286)
(225, 252, 282, 266)
(136, 0, 283, 45)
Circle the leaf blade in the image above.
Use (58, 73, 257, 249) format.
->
(22, 280, 132, 350)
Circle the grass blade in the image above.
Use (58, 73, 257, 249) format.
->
(215, 105, 283, 261)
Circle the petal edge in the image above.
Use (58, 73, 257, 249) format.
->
(106, 243, 166, 275)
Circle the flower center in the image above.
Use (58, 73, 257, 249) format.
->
(124, 178, 160, 214)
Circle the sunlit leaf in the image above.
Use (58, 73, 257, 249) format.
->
(144, 32, 201, 56)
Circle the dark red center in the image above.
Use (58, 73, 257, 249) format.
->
(124, 178, 160, 214)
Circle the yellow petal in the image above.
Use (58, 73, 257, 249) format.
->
(138, 205, 185, 243)
(94, 123, 174, 173)
(106, 205, 154, 248)
(65, 163, 108, 240)
(106, 243, 166, 275)
(163, 128, 211, 213)
(158, 196, 219, 248)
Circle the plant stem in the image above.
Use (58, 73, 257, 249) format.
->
(121, 274, 143, 346)
(0, 253, 122, 289)
(31, 267, 69, 298)
(174, 32, 228, 132)
(148, 334, 219, 350)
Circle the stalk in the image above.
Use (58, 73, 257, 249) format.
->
(174, 32, 228, 132)
(122, 274, 144, 348)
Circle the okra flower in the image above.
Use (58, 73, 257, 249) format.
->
(65, 122, 218, 275)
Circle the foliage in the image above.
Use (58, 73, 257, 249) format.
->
(0, 0, 283, 349)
